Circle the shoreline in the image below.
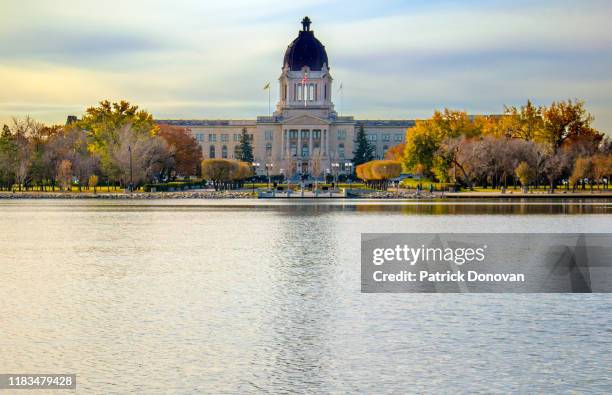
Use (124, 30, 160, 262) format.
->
(1, 190, 612, 200)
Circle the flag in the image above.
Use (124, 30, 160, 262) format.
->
(263, 82, 270, 90)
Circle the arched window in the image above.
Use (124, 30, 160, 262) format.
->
(222, 145, 228, 159)
(209, 145, 215, 158)
(265, 143, 272, 157)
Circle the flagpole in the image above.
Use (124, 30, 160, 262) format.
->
(264, 82, 271, 116)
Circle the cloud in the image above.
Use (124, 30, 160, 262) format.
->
(0, 0, 611, 133)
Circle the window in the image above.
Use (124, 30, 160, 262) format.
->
(313, 129, 321, 139)
(301, 130, 309, 139)
(248, 134, 254, 141)
(208, 134, 216, 142)
(301, 144, 309, 157)
(234, 145, 240, 158)
(289, 129, 298, 139)
(265, 143, 272, 157)
(196, 133, 204, 142)
(233, 133, 241, 142)
(337, 130, 346, 140)
(283, 84, 287, 100)
(382, 134, 390, 142)
(296, 84, 302, 100)
(394, 133, 403, 142)
(290, 142, 297, 156)
(209, 145, 215, 158)
(324, 84, 327, 100)
(367, 134, 377, 142)
(338, 143, 345, 159)
(383, 145, 389, 156)
(265, 130, 273, 141)
(222, 145, 228, 158)
(220, 134, 229, 142)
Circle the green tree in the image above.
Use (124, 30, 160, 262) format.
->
(76, 100, 158, 182)
(0, 125, 18, 190)
(403, 120, 439, 176)
(403, 109, 481, 178)
(352, 124, 374, 167)
(235, 128, 254, 163)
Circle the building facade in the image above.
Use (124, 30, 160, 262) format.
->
(158, 17, 415, 178)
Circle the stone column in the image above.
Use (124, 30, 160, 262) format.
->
(281, 129, 285, 159)
(308, 129, 313, 158)
(325, 129, 329, 157)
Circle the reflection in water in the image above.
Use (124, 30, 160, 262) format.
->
(264, 214, 339, 391)
(0, 199, 610, 393)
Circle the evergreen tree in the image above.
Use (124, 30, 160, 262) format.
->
(352, 124, 374, 167)
(235, 128, 254, 163)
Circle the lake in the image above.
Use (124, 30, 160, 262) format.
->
(1, 199, 611, 393)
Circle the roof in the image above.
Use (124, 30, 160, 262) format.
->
(283, 17, 328, 71)
(355, 120, 416, 127)
(156, 120, 255, 127)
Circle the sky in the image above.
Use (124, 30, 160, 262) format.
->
(1, 0, 611, 133)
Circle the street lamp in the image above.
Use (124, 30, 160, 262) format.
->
(252, 162, 260, 194)
(331, 162, 340, 188)
(345, 162, 353, 190)
(265, 163, 274, 189)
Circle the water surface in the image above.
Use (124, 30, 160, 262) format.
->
(1, 199, 611, 393)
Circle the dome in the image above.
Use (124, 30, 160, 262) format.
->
(283, 17, 329, 71)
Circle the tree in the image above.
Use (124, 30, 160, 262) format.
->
(384, 143, 405, 161)
(541, 99, 602, 152)
(501, 100, 544, 141)
(515, 161, 536, 191)
(356, 160, 401, 189)
(88, 175, 99, 194)
(77, 100, 158, 182)
(0, 125, 18, 190)
(310, 148, 323, 180)
(542, 150, 569, 191)
(44, 126, 99, 191)
(201, 159, 250, 190)
(591, 154, 611, 190)
(57, 159, 73, 191)
(111, 126, 174, 186)
(235, 128, 253, 163)
(570, 157, 594, 191)
(403, 121, 439, 176)
(403, 109, 482, 177)
(158, 124, 203, 176)
(352, 124, 374, 167)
